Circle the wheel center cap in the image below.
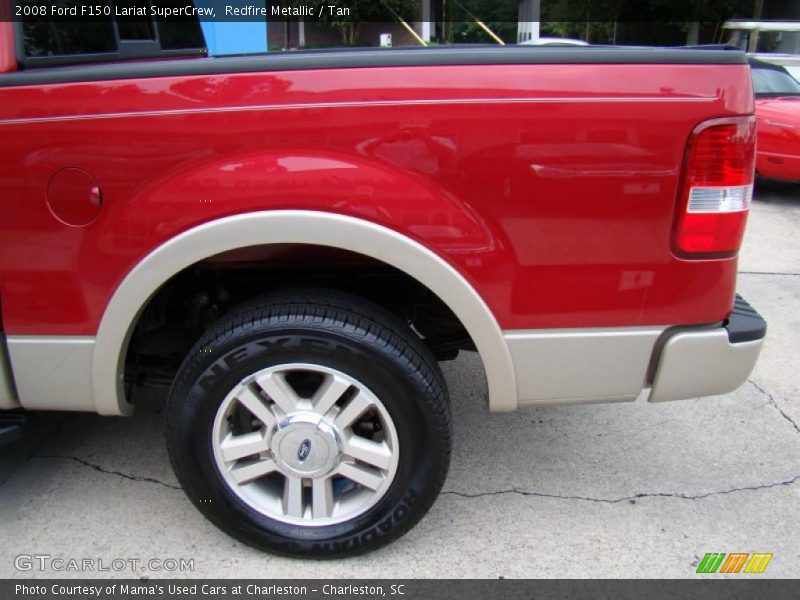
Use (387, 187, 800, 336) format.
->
(270, 414, 340, 477)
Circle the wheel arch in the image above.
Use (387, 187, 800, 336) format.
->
(92, 210, 517, 416)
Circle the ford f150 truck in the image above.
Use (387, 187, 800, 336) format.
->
(0, 18, 767, 557)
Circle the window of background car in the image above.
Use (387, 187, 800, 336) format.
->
(752, 66, 800, 96)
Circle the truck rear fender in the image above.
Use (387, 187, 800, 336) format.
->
(91, 150, 517, 415)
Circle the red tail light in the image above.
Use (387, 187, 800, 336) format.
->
(674, 116, 756, 257)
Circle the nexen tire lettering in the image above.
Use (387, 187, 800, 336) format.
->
(311, 489, 420, 553)
(196, 337, 361, 392)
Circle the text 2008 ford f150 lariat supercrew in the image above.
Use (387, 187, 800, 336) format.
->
(0, 19, 767, 557)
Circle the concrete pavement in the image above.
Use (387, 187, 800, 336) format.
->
(1, 180, 798, 578)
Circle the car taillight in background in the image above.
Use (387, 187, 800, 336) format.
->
(674, 116, 756, 257)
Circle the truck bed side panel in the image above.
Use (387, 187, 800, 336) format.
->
(0, 62, 754, 335)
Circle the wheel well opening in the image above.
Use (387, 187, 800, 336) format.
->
(123, 243, 477, 401)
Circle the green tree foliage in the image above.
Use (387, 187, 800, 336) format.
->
(289, 0, 759, 47)
(541, 0, 755, 44)
(443, 0, 757, 45)
(449, 0, 518, 44)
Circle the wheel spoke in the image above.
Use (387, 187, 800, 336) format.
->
(312, 477, 334, 518)
(344, 435, 393, 471)
(334, 392, 371, 429)
(312, 374, 350, 416)
(230, 458, 277, 485)
(235, 386, 276, 429)
(256, 372, 300, 414)
(219, 431, 268, 463)
(282, 475, 304, 517)
(212, 363, 401, 526)
(337, 462, 384, 491)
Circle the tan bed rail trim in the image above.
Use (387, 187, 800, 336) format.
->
(505, 327, 665, 406)
(5, 336, 93, 412)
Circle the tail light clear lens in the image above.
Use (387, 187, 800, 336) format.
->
(674, 116, 756, 257)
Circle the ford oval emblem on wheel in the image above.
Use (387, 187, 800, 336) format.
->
(297, 439, 312, 463)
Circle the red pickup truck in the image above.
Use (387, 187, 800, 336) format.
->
(0, 20, 766, 557)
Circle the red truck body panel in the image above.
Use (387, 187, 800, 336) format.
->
(0, 61, 753, 336)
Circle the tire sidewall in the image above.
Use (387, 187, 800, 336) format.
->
(168, 323, 447, 557)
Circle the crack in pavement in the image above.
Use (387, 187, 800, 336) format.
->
(442, 473, 800, 503)
(11, 380, 800, 503)
(0, 414, 74, 490)
(749, 379, 800, 434)
(446, 379, 800, 505)
(30, 454, 181, 491)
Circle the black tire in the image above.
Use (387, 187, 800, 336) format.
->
(165, 288, 451, 558)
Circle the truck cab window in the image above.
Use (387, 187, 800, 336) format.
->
(17, 0, 205, 67)
(22, 21, 117, 58)
(117, 18, 156, 41)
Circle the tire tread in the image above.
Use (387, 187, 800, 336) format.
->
(165, 288, 451, 557)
